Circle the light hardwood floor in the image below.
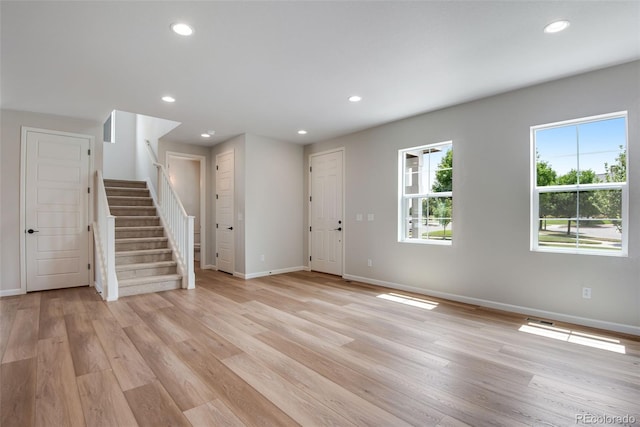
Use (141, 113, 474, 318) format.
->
(1, 268, 639, 426)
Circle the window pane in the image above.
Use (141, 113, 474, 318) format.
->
(536, 125, 577, 181)
(426, 196, 453, 241)
(538, 190, 623, 252)
(404, 197, 424, 239)
(429, 144, 453, 192)
(538, 191, 578, 249)
(578, 117, 626, 180)
(404, 153, 420, 195)
(404, 196, 453, 241)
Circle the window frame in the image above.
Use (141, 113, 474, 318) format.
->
(530, 111, 628, 256)
(398, 140, 453, 245)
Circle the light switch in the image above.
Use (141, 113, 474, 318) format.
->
(356, 214, 363, 221)
(367, 213, 374, 221)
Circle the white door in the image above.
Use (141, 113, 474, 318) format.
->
(216, 150, 234, 274)
(24, 129, 91, 291)
(310, 150, 343, 276)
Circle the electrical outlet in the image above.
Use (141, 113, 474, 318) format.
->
(367, 259, 372, 267)
(582, 287, 592, 299)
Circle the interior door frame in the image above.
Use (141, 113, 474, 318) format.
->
(19, 127, 95, 294)
(308, 147, 345, 276)
(165, 150, 207, 269)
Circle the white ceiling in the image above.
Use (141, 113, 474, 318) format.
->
(2, 1, 639, 146)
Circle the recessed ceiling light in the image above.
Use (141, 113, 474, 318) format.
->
(297, 130, 308, 135)
(171, 23, 194, 36)
(348, 95, 362, 102)
(201, 133, 211, 138)
(161, 95, 176, 103)
(207, 130, 216, 136)
(544, 20, 570, 34)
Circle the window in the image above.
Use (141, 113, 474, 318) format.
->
(399, 141, 453, 244)
(531, 112, 627, 255)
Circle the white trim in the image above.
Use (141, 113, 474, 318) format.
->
(398, 141, 453, 245)
(165, 151, 207, 268)
(241, 266, 307, 280)
(530, 111, 628, 256)
(343, 273, 640, 336)
(308, 147, 345, 274)
(201, 264, 217, 270)
(20, 127, 95, 294)
(530, 110, 628, 132)
(0, 289, 25, 297)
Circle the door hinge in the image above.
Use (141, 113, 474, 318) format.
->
(216, 252, 219, 258)
(216, 223, 219, 229)
(87, 263, 91, 270)
(87, 187, 90, 194)
(309, 226, 312, 232)
(216, 165, 219, 170)
(310, 166, 312, 172)
(88, 149, 91, 155)
(216, 194, 219, 200)
(309, 196, 312, 202)
(309, 256, 312, 261)
(87, 225, 90, 232)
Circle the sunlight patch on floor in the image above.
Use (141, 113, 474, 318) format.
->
(376, 293, 439, 310)
(519, 322, 625, 354)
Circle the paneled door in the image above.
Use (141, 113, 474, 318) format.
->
(310, 150, 343, 276)
(23, 128, 92, 291)
(215, 150, 234, 274)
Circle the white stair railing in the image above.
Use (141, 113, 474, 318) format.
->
(145, 141, 195, 289)
(94, 170, 118, 301)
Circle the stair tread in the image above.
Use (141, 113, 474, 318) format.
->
(115, 216, 159, 219)
(115, 248, 173, 256)
(115, 237, 168, 243)
(116, 226, 164, 229)
(119, 274, 181, 287)
(116, 261, 177, 271)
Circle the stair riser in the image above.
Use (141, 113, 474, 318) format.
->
(118, 279, 181, 297)
(106, 188, 150, 197)
(104, 180, 147, 189)
(116, 252, 173, 265)
(115, 218, 160, 227)
(115, 229, 164, 239)
(117, 265, 178, 280)
(115, 240, 168, 251)
(111, 207, 157, 216)
(107, 197, 154, 206)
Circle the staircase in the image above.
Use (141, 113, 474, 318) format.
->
(104, 179, 182, 297)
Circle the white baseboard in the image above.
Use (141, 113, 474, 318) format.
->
(201, 264, 217, 270)
(0, 288, 25, 297)
(343, 274, 640, 336)
(239, 266, 307, 280)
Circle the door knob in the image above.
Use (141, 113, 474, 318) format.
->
(333, 227, 342, 231)
(27, 229, 39, 234)
(227, 226, 233, 230)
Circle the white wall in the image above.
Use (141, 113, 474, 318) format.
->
(211, 135, 246, 275)
(134, 113, 181, 193)
(245, 134, 304, 277)
(103, 110, 136, 180)
(0, 109, 102, 294)
(304, 61, 640, 333)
